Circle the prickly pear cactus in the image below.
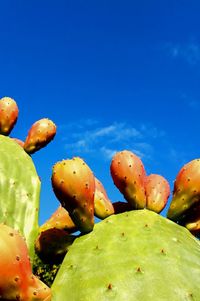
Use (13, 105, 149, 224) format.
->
(52, 210, 200, 301)
(0, 135, 40, 259)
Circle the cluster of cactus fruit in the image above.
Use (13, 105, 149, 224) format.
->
(0, 96, 200, 300)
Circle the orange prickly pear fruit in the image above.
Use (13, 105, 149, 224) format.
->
(0, 223, 51, 300)
(39, 205, 77, 233)
(35, 228, 76, 263)
(110, 150, 147, 209)
(51, 157, 95, 233)
(145, 174, 170, 213)
(35, 206, 77, 262)
(167, 159, 200, 223)
(94, 177, 114, 219)
(26, 274, 51, 301)
(184, 204, 200, 237)
(0, 96, 19, 135)
(24, 118, 56, 154)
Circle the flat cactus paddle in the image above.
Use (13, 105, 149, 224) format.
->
(0, 135, 41, 260)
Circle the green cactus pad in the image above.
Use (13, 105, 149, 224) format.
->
(52, 209, 200, 301)
(0, 135, 40, 259)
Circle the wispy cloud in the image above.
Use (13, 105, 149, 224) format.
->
(179, 93, 200, 110)
(58, 119, 165, 162)
(165, 41, 200, 65)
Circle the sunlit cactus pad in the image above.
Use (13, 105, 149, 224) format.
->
(52, 209, 200, 301)
(0, 135, 40, 258)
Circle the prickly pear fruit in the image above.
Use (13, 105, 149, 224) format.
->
(0, 96, 19, 135)
(52, 157, 95, 233)
(11, 137, 25, 148)
(35, 206, 77, 262)
(167, 159, 200, 223)
(94, 177, 114, 219)
(39, 206, 77, 234)
(35, 228, 76, 263)
(112, 201, 132, 214)
(175, 202, 200, 237)
(0, 223, 51, 301)
(145, 174, 170, 213)
(26, 275, 51, 301)
(24, 118, 56, 154)
(52, 210, 200, 301)
(110, 150, 146, 209)
(184, 204, 200, 237)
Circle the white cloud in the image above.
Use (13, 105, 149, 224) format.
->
(58, 120, 164, 162)
(165, 41, 200, 65)
(100, 147, 118, 160)
(92, 125, 116, 138)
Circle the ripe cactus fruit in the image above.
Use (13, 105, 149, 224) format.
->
(51, 209, 200, 301)
(0, 223, 51, 301)
(24, 118, 56, 154)
(0, 96, 19, 135)
(35, 206, 77, 262)
(39, 206, 77, 234)
(35, 228, 76, 263)
(145, 174, 170, 213)
(51, 157, 95, 233)
(184, 204, 200, 237)
(167, 159, 200, 223)
(110, 150, 146, 209)
(94, 177, 114, 219)
(0, 135, 40, 260)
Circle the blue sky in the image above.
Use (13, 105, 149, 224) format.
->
(0, 0, 200, 224)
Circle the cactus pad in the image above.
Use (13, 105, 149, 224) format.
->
(52, 209, 200, 301)
(0, 135, 40, 259)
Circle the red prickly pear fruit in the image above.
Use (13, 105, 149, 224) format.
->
(184, 204, 200, 237)
(94, 177, 114, 219)
(24, 118, 56, 154)
(112, 201, 133, 214)
(51, 157, 95, 233)
(167, 158, 200, 222)
(35, 228, 76, 263)
(11, 137, 25, 148)
(110, 150, 147, 209)
(39, 206, 77, 234)
(0, 223, 51, 301)
(27, 274, 51, 301)
(0, 96, 19, 135)
(35, 206, 77, 262)
(145, 174, 170, 213)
